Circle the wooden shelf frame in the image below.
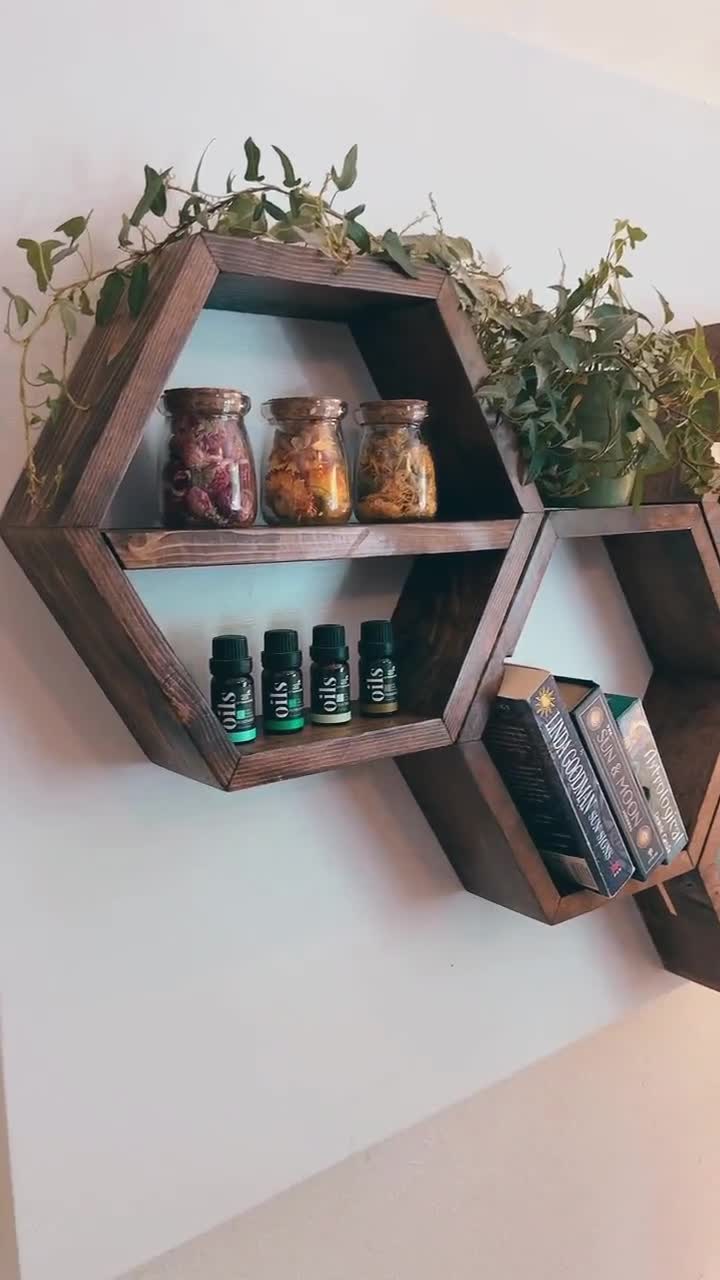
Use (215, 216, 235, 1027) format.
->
(5, 234, 720, 961)
(0, 235, 542, 791)
(399, 503, 720, 924)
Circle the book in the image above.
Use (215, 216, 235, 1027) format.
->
(556, 679, 665, 880)
(606, 693, 687, 863)
(484, 665, 635, 897)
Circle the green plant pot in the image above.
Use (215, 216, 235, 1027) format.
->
(545, 470, 637, 509)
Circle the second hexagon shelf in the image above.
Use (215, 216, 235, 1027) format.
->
(399, 503, 720, 923)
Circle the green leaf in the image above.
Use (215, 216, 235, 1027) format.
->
(346, 219, 370, 254)
(54, 214, 88, 240)
(78, 289, 93, 316)
(331, 143, 358, 192)
(263, 199, 287, 223)
(36, 365, 59, 384)
(655, 288, 674, 325)
(118, 213, 132, 247)
(17, 238, 62, 292)
(57, 297, 77, 338)
(192, 140, 214, 192)
(632, 407, 668, 457)
(226, 170, 235, 193)
(548, 332, 582, 371)
(344, 203, 366, 221)
(2, 287, 34, 327)
(95, 270, 126, 325)
(628, 225, 647, 244)
(50, 244, 78, 268)
(129, 166, 169, 226)
(693, 322, 717, 378)
(380, 229, 419, 279)
(243, 137, 263, 181)
(128, 260, 150, 317)
(614, 264, 633, 278)
(272, 145, 300, 188)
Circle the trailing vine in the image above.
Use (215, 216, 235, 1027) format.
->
(2, 139, 502, 502)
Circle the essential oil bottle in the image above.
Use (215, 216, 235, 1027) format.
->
(210, 634, 257, 743)
(358, 619, 398, 716)
(261, 629, 305, 733)
(310, 624, 351, 726)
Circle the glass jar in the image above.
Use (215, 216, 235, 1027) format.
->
(262, 397, 351, 525)
(354, 400, 437, 522)
(161, 387, 257, 529)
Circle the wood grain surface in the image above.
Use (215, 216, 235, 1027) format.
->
(106, 520, 519, 569)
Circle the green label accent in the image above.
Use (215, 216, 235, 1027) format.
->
(230, 726, 258, 743)
(264, 715, 305, 732)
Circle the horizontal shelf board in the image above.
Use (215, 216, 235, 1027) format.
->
(203, 235, 443, 319)
(554, 848, 694, 923)
(227, 707, 450, 790)
(550, 503, 701, 538)
(106, 521, 519, 569)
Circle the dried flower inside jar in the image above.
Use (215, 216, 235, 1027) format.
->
(354, 399, 437, 522)
(161, 387, 257, 529)
(262, 397, 351, 525)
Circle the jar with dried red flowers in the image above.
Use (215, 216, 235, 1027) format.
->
(261, 397, 351, 525)
(161, 387, 258, 529)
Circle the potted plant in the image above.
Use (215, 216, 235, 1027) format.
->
(470, 222, 720, 506)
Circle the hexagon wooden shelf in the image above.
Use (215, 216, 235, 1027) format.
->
(5, 233, 720, 976)
(0, 234, 541, 792)
(399, 503, 720, 924)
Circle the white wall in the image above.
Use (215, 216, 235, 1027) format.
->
(1, 5, 719, 1279)
(121, 983, 720, 1280)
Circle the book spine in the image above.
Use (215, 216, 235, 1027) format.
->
(529, 689, 634, 895)
(485, 680, 633, 896)
(616, 703, 687, 862)
(573, 691, 664, 880)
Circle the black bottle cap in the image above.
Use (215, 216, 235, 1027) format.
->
(359, 619, 394, 658)
(210, 634, 252, 675)
(262, 628, 302, 669)
(310, 623, 349, 663)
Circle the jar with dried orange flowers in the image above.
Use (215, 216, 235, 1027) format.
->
(261, 397, 352, 525)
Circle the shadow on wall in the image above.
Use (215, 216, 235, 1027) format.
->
(0, 1019, 21, 1280)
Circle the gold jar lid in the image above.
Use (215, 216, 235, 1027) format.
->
(263, 396, 347, 421)
(163, 387, 250, 416)
(359, 399, 428, 425)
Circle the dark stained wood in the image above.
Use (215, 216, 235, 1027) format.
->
(106, 520, 519, 570)
(1, 237, 218, 528)
(205, 234, 444, 315)
(642, 675, 720, 859)
(230, 709, 449, 791)
(549, 502, 700, 538)
(350, 279, 519, 520)
(557, 852, 694, 923)
(392, 515, 543, 736)
(2, 527, 235, 788)
(604, 516, 720, 676)
(398, 740, 562, 924)
(460, 519, 557, 741)
(635, 868, 720, 990)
